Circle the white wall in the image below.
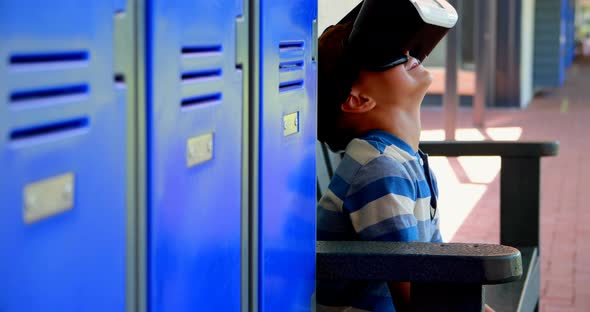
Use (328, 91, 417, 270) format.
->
(318, 0, 363, 36)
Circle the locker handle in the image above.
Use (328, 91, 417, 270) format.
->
(236, 15, 247, 69)
(312, 19, 318, 62)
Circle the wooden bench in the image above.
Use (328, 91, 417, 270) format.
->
(316, 140, 559, 311)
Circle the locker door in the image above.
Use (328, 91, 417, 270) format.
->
(146, 1, 244, 311)
(257, 0, 318, 310)
(0, 0, 129, 311)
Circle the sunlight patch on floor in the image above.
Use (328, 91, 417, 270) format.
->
(485, 127, 522, 141)
(420, 126, 522, 240)
(429, 156, 488, 240)
(421, 126, 522, 142)
(457, 156, 501, 184)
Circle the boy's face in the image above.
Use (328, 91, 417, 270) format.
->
(352, 52, 433, 110)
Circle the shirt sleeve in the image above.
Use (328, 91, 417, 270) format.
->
(343, 156, 419, 242)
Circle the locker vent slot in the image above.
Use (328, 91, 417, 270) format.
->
(279, 41, 304, 52)
(279, 80, 304, 93)
(180, 45, 223, 108)
(279, 60, 304, 72)
(10, 84, 89, 105)
(10, 117, 89, 142)
(279, 40, 305, 93)
(181, 69, 222, 83)
(181, 45, 222, 57)
(10, 51, 89, 65)
(181, 93, 222, 108)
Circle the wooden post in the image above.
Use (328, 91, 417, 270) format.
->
(444, 0, 462, 141)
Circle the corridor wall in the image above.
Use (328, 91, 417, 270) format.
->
(534, 0, 575, 88)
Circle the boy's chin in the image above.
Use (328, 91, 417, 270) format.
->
(416, 71, 434, 92)
(411, 66, 433, 82)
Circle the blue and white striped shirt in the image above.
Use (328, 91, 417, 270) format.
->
(317, 130, 442, 312)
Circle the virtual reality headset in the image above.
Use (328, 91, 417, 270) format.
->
(338, 0, 458, 71)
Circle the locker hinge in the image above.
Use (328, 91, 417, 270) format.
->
(236, 15, 248, 69)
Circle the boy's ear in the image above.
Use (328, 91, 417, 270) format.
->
(341, 90, 376, 113)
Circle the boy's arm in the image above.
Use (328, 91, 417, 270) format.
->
(345, 157, 420, 308)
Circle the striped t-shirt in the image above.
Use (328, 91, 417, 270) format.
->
(316, 130, 442, 312)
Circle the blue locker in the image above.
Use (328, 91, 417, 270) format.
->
(558, 0, 569, 82)
(565, 0, 576, 68)
(258, 0, 318, 310)
(146, 1, 244, 311)
(0, 0, 128, 311)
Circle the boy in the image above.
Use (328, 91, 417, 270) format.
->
(316, 21, 496, 312)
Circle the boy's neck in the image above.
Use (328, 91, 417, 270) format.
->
(355, 108, 422, 152)
(380, 108, 421, 152)
(349, 101, 422, 152)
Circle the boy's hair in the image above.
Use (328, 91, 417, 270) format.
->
(318, 21, 361, 152)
